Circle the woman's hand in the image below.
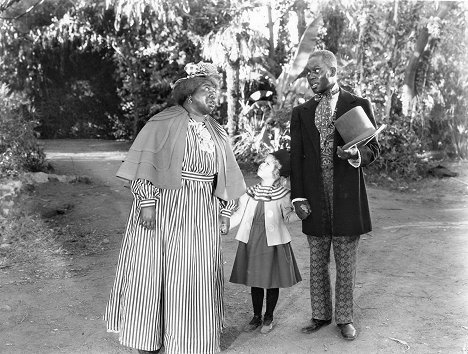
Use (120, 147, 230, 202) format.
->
(140, 206, 156, 229)
(220, 216, 230, 235)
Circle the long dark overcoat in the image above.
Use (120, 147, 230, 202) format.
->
(290, 89, 380, 236)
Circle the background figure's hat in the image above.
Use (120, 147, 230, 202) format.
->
(334, 106, 386, 150)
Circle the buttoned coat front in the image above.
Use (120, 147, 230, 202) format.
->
(230, 192, 299, 246)
(290, 89, 380, 236)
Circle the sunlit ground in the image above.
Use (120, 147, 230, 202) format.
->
(38, 139, 131, 161)
(28, 138, 468, 353)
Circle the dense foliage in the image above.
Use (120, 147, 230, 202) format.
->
(0, 0, 466, 179)
(0, 2, 122, 138)
(339, 1, 466, 179)
(0, 84, 47, 177)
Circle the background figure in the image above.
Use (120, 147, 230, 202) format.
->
(228, 150, 302, 335)
(104, 62, 246, 354)
(289, 50, 380, 341)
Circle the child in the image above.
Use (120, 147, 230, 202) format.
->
(226, 149, 302, 334)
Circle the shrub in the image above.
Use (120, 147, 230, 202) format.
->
(367, 119, 428, 181)
(0, 84, 47, 177)
(233, 102, 291, 171)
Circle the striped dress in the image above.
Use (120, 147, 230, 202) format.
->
(105, 118, 234, 353)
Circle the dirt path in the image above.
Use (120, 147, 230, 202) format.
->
(1, 139, 467, 354)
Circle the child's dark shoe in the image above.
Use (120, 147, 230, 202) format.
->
(243, 315, 262, 332)
(260, 316, 274, 334)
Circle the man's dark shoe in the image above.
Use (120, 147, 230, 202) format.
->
(301, 318, 332, 334)
(338, 323, 357, 340)
(243, 314, 262, 332)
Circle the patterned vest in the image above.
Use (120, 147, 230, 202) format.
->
(314, 87, 339, 235)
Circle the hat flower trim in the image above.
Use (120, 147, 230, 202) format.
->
(184, 63, 200, 77)
(172, 62, 220, 88)
(184, 62, 219, 78)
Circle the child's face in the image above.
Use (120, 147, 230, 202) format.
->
(257, 154, 280, 180)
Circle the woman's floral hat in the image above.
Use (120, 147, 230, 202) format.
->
(184, 62, 219, 78)
(172, 62, 221, 87)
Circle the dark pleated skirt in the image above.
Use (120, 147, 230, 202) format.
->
(229, 201, 302, 289)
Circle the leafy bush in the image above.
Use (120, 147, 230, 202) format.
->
(233, 100, 292, 170)
(367, 119, 428, 181)
(0, 84, 47, 177)
(233, 124, 271, 171)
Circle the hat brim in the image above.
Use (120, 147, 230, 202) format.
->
(342, 124, 386, 150)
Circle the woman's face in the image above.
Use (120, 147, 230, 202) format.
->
(190, 82, 218, 115)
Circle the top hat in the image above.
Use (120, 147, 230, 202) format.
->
(334, 106, 386, 150)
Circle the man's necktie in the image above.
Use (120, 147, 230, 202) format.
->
(315, 88, 338, 147)
(314, 87, 339, 102)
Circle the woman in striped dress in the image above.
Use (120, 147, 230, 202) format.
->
(104, 62, 246, 354)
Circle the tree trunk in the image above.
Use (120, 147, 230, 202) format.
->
(384, 0, 399, 120)
(294, 0, 307, 41)
(225, 59, 240, 137)
(322, 6, 345, 54)
(354, 10, 366, 96)
(402, 1, 455, 115)
(267, 4, 274, 59)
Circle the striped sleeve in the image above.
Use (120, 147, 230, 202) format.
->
(131, 179, 160, 208)
(219, 199, 237, 217)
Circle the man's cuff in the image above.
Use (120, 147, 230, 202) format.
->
(292, 198, 307, 204)
(140, 199, 156, 208)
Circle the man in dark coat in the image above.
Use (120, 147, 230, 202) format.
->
(290, 50, 380, 340)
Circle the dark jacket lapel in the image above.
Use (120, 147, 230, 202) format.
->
(299, 98, 320, 155)
(335, 89, 357, 118)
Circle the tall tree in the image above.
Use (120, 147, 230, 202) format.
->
(106, 0, 189, 29)
(203, 17, 267, 136)
(322, 4, 346, 54)
(105, 0, 232, 138)
(402, 1, 456, 115)
(293, 0, 307, 41)
(107, 0, 249, 137)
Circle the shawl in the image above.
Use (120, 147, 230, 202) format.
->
(246, 183, 290, 202)
(116, 105, 246, 201)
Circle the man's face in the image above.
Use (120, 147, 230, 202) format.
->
(305, 56, 336, 94)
